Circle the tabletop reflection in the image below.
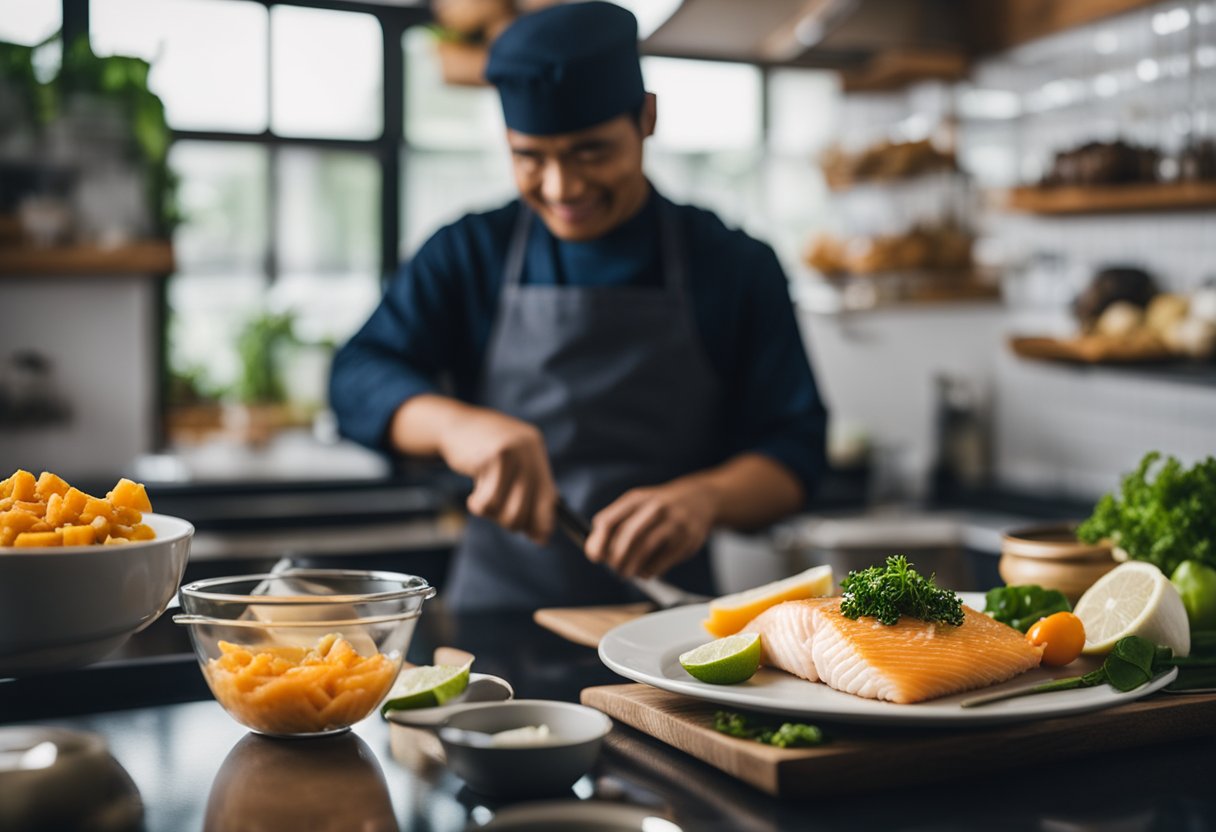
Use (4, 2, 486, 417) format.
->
(204, 732, 396, 832)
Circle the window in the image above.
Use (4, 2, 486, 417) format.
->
(91, 0, 269, 133)
(642, 57, 762, 153)
(270, 6, 383, 140)
(400, 25, 515, 256)
(0, 0, 61, 46)
(275, 148, 382, 344)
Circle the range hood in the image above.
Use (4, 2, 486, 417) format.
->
(642, 0, 967, 71)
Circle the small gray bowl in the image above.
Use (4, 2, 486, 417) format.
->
(437, 700, 612, 798)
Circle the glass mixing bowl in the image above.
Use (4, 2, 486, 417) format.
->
(175, 569, 435, 738)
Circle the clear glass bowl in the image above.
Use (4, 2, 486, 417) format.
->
(174, 569, 435, 738)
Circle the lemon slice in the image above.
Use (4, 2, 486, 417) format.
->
(703, 565, 834, 637)
(679, 633, 762, 685)
(1073, 561, 1191, 657)
(381, 663, 471, 713)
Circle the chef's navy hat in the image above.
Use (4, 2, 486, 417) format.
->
(485, 1, 645, 136)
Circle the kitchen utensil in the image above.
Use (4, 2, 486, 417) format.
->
(435, 699, 611, 797)
(174, 569, 435, 738)
(554, 497, 709, 609)
(582, 682, 1216, 798)
(0, 513, 193, 678)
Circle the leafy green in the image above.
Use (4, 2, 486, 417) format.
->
(1078, 452, 1216, 576)
(713, 711, 824, 748)
(839, 555, 963, 626)
(962, 636, 1173, 707)
(983, 585, 1071, 632)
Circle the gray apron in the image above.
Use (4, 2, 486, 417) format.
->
(446, 200, 723, 612)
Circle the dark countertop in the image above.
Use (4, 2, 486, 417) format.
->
(5, 605, 1216, 832)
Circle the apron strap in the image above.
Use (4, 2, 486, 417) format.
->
(503, 205, 533, 289)
(657, 199, 687, 296)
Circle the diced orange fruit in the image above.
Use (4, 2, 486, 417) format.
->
(1, 470, 155, 548)
(0, 510, 42, 534)
(15, 531, 63, 547)
(113, 506, 142, 526)
(128, 523, 155, 541)
(702, 565, 835, 638)
(80, 497, 114, 523)
(61, 525, 96, 546)
(9, 470, 36, 502)
(35, 471, 70, 500)
(108, 478, 152, 513)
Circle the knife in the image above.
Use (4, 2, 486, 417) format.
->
(554, 496, 709, 609)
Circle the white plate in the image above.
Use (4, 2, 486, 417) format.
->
(598, 592, 1177, 727)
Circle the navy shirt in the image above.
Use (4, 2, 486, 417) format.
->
(330, 190, 828, 496)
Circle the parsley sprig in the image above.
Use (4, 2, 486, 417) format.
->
(713, 711, 825, 748)
(839, 555, 964, 626)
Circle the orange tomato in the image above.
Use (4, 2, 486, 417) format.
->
(1025, 611, 1086, 667)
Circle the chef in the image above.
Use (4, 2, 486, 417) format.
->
(330, 1, 827, 612)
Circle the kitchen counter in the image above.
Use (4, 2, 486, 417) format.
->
(5, 604, 1216, 831)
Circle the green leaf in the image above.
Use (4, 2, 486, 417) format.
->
(983, 585, 1072, 632)
(1079, 453, 1216, 575)
(840, 555, 963, 626)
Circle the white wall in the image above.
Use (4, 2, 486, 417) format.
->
(799, 302, 1008, 496)
(0, 277, 156, 479)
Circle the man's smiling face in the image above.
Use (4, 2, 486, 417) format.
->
(506, 94, 656, 241)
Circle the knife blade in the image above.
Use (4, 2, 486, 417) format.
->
(553, 496, 708, 609)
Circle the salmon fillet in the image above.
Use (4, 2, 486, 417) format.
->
(743, 599, 1042, 704)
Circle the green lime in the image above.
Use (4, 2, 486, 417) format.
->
(381, 663, 471, 714)
(679, 633, 762, 685)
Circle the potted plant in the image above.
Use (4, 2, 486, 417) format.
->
(224, 311, 300, 446)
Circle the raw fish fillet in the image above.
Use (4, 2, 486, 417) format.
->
(743, 599, 1042, 704)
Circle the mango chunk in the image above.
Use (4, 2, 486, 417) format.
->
(14, 531, 63, 547)
(35, 471, 70, 500)
(107, 478, 152, 513)
(0, 510, 42, 534)
(128, 523, 156, 541)
(61, 525, 96, 546)
(10, 470, 36, 502)
(1, 470, 155, 548)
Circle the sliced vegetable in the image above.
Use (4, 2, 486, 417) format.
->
(1025, 612, 1086, 667)
(984, 585, 1072, 633)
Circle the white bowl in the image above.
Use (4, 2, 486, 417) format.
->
(437, 700, 612, 797)
(0, 513, 193, 677)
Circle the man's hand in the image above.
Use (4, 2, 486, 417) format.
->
(392, 396, 556, 544)
(439, 406, 557, 544)
(585, 479, 720, 580)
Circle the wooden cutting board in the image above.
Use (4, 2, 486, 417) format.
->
(533, 603, 653, 648)
(581, 683, 1216, 798)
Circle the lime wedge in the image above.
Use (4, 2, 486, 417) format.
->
(381, 663, 471, 713)
(679, 633, 762, 685)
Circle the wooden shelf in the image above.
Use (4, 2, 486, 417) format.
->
(0, 241, 175, 276)
(1005, 182, 1216, 215)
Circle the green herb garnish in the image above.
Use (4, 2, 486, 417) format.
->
(713, 711, 825, 748)
(961, 635, 1172, 707)
(983, 585, 1072, 632)
(839, 555, 964, 626)
(1078, 452, 1216, 576)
